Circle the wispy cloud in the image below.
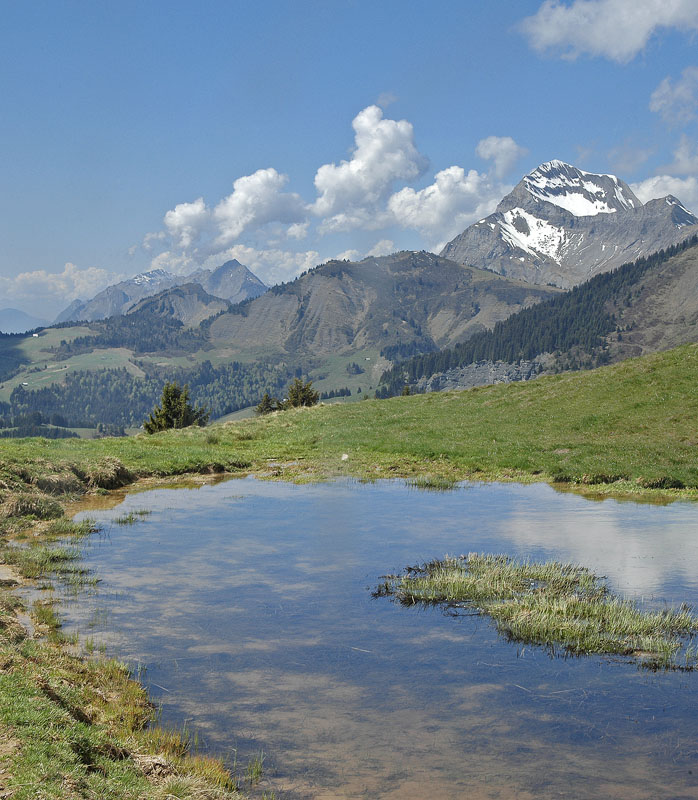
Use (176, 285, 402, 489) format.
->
(520, 0, 698, 63)
(650, 67, 698, 126)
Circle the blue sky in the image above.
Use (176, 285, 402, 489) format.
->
(2, 0, 698, 317)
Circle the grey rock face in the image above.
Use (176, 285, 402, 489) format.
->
(413, 359, 545, 394)
(440, 161, 698, 288)
(189, 260, 267, 306)
(53, 260, 267, 324)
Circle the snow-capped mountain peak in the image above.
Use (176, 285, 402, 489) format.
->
(440, 160, 698, 289)
(521, 161, 642, 217)
(131, 269, 172, 285)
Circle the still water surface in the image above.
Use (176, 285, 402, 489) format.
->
(64, 478, 698, 799)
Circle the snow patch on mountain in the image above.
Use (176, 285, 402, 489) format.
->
(499, 208, 567, 263)
(523, 160, 641, 217)
(440, 160, 698, 289)
(132, 269, 171, 286)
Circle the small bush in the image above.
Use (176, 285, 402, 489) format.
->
(580, 473, 628, 485)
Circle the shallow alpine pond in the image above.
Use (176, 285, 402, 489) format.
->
(60, 478, 698, 799)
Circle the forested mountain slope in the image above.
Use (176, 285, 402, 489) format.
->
(379, 234, 698, 396)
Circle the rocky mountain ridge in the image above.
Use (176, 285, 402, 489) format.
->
(206, 251, 559, 357)
(53, 260, 266, 324)
(126, 283, 232, 327)
(441, 160, 698, 288)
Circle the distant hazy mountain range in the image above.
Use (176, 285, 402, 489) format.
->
(53, 260, 267, 324)
(441, 160, 698, 288)
(0, 308, 49, 334)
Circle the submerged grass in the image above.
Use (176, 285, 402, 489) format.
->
(113, 509, 152, 525)
(375, 554, 698, 670)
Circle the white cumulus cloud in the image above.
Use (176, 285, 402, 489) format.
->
(287, 222, 310, 240)
(334, 240, 396, 262)
(148, 251, 198, 276)
(630, 174, 698, 210)
(163, 197, 209, 249)
(388, 166, 507, 249)
(0, 262, 121, 317)
(366, 239, 395, 257)
(334, 249, 361, 262)
(214, 168, 306, 247)
(650, 66, 698, 126)
(519, 0, 698, 63)
(312, 105, 428, 232)
(476, 136, 528, 178)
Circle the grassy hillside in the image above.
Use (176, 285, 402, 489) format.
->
(1, 342, 697, 494)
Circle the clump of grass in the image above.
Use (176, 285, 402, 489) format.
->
(1, 544, 82, 579)
(85, 457, 133, 489)
(32, 470, 84, 496)
(374, 553, 698, 670)
(32, 599, 61, 632)
(113, 509, 151, 525)
(42, 517, 96, 541)
(1, 492, 63, 520)
(0, 591, 26, 644)
(636, 475, 685, 490)
(408, 474, 459, 491)
(246, 750, 265, 786)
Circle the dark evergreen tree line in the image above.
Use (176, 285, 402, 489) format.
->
(7, 359, 294, 427)
(378, 235, 698, 397)
(320, 387, 351, 399)
(51, 311, 206, 356)
(0, 425, 78, 439)
(380, 338, 437, 361)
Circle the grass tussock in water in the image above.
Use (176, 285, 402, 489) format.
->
(375, 554, 698, 670)
(113, 509, 152, 525)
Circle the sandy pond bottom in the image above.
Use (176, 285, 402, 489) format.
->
(57, 478, 698, 799)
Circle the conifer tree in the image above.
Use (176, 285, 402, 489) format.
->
(255, 392, 276, 415)
(286, 378, 319, 408)
(144, 381, 209, 433)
